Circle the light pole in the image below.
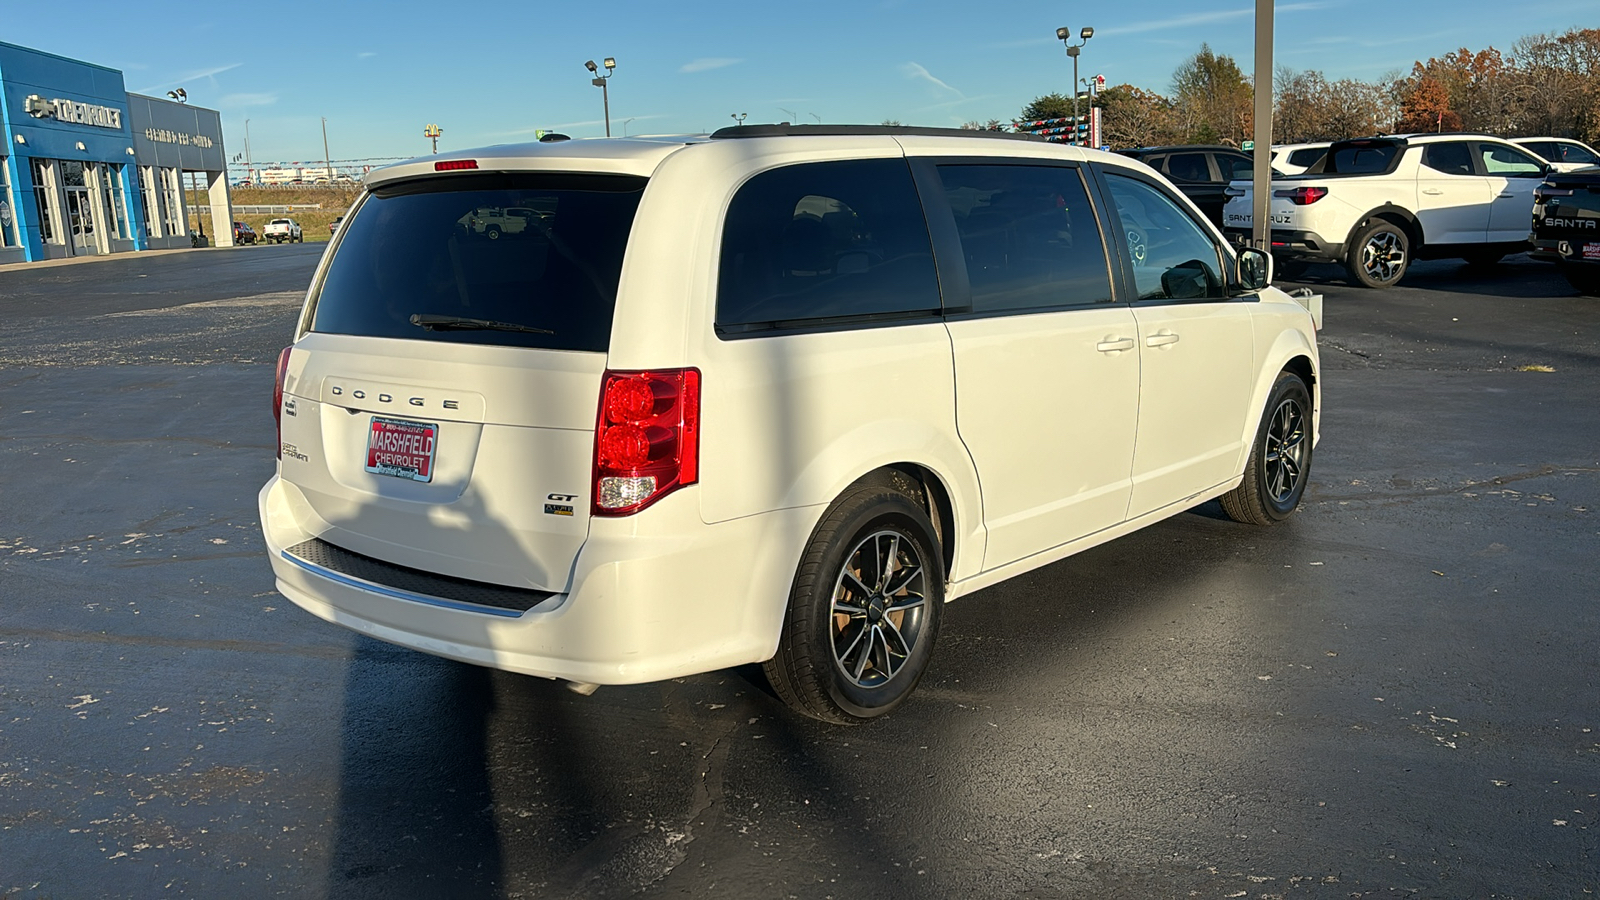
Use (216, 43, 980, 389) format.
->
(585, 58, 616, 136)
(1055, 26, 1094, 145)
(167, 89, 203, 238)
(731, 112, 747, 127)
(622, 117, 636, 136)
(244, 118, 254, 184)
(321, 117, 332, 184)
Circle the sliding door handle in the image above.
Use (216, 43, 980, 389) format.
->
(1096, 337, 1135, 353)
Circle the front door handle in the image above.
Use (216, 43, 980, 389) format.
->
(1421, 188, 1444, 195)
(1146, 332, 1181, 348)
(1096, 337, 1135, 353)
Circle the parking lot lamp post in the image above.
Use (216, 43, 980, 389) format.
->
(1056, 27, 1093, 145)
(731, 112, 747, 127)
(321, 117, 332, 184)
(586, 58, 616, 136)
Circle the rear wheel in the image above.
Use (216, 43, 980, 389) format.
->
(485, 225, 502, 241)
(763, 483, 943, 724)
(1344, 219, 1409, 288)
(1560, 262, 1600, 296)
(1221, 371, 1313, 526)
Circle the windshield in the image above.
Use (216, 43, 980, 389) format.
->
(305, 173, 646, 352)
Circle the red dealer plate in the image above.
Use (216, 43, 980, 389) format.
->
(1584, 242, 1600, 261)
(364, 416, 438, 483)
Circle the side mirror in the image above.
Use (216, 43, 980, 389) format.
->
(1237, 247, 1272, 291)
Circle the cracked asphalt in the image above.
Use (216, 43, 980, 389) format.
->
(1, 246, 1596, 898)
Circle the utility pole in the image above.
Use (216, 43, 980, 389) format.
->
(1249, 0, 1274, 251)
(321, 117, 332, 183)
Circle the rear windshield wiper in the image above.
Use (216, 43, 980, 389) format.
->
(409, 314, 554, 335)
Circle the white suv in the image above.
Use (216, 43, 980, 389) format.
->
(261, 126, 1321, 724)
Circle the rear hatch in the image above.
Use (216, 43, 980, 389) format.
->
(1534, 168, 1600, 248)
(279, 171, 647, 592)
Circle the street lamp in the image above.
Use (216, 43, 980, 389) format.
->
(167, 88, 203, 237)
(731, 112, 747, 127)
(166, 88, 187, 103)
(585, 57, 616, 136)
(1055, 26, 1093, 145)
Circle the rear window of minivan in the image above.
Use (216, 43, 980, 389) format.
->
(306, 173, 646, 352)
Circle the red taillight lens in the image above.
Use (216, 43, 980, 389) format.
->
(1274, 186, 1328, 205)
(273, 346, 292, 459)
(593, 368, 701, 516)
(434, 159, 478, 171)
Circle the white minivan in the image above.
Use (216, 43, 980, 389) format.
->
(261, 125, 1321, 724)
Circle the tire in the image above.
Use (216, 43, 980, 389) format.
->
(1560, 262, 1600, 296)
(485, 225, 502, 241)
(763, 482, 943, 725)
(1344, 219, 1409, 289)
(1220, 371, 1313, 526)
(1462, 250, 1504, 268)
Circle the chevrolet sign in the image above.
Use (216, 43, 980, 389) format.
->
(23, 94, 122, 129)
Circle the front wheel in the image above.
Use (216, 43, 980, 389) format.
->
(1344, 219, 1409, 289)
(1220, 371, 1313, 526)
(763, 484, 943, 724)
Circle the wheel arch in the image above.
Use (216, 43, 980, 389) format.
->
(1236, 330, 1321, 473)
(1346, 204, 1423, 250)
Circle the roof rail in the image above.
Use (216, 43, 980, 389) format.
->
(709, 123, 1052, 143)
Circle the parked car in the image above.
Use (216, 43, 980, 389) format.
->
(455, 206, 541, 239)
(1512, 137, 1600, 173)
(1223, 134, 1550, 288)
(264, 218, 303, 244)
(262, 125, 1321, 724)
(1530, 165, 1600, 295)
(329, 215, 344, 236)
(1270, 142, 1331, 176)
(233, 221, 257, 244)
(1115, 145, 1259, 227)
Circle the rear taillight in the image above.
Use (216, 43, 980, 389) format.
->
(273, 346, 292, 459)
(593, 368, 701, 516)
(1273, 186, 1328, 205)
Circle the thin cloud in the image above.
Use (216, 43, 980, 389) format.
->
(911, 93, 1001, 113)
(492, 116, 668, 137)
(681, 58, 742, 73)
(220, 92, 277, 107)
(358, 51, 378, 59)
(134, 62, 244, 93)
(1098, 3, 1329, 38)
(902, 62, 962, 97)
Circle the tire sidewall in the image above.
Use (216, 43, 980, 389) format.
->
(1254, 375, 1313, 520)
(803, 493, 943, 720)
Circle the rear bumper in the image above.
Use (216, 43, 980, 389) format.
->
(260, 474, 818, 685)
(1529, 234, 1600, 265)
(1225, 227, 1345, 264)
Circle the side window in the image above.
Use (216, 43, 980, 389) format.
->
(1288, 147, 1326, 168)
(716, 159, 941, 329)
(1165, 152, 1212, 183)
(1479, 144, 1545, 177)
(1559, 142, 1600, 165)
(936, 164, 1112, 313)
(1103, 173, 1226, 302)
(1422, 142, 1475, 176)
(1521, 141, 1556, 162)
(1220, 155, 1254, 181)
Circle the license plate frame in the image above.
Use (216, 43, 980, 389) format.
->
(1583, 242, 1600, 261)
(364, 416, 438, 483)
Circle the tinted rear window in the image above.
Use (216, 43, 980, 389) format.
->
(1287, 147, 1326, 167)
(716, 159, 941, 331)
(1320, 142, 1402, 174)
(307, 173, 646, 352)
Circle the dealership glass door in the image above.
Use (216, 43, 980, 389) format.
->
(60, 161, 98, 255)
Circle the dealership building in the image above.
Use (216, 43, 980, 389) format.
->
(0, 41, 236, 264)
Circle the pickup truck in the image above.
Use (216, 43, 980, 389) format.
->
(1531, 166, 1600, 295)
(1223, 134, 1551, 287)
(455, 206, 542, 240)
(263, 218, 303, 244)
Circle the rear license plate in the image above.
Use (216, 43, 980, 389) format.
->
(365, 416, 437, 483)
(1584, 242, 1600, 261)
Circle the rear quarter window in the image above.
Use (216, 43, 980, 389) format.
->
(306, 173, 645, 352)
(716, 159, 941, 332)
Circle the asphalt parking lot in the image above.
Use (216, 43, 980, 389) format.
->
(1, 244, 1595, 899)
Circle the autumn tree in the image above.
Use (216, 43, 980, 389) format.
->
(1395, 75, 1461, 133)
(1096, 84, 1181, 148)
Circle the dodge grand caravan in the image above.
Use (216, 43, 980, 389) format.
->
(261, 125, 1321, 724)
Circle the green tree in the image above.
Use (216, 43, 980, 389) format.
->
(1171, 44, 1253, 145)
(1096, 84, 1180, 148)
(1019, 93, 1074, 122)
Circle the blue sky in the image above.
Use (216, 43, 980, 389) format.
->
(5, 0, 1595, 169)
